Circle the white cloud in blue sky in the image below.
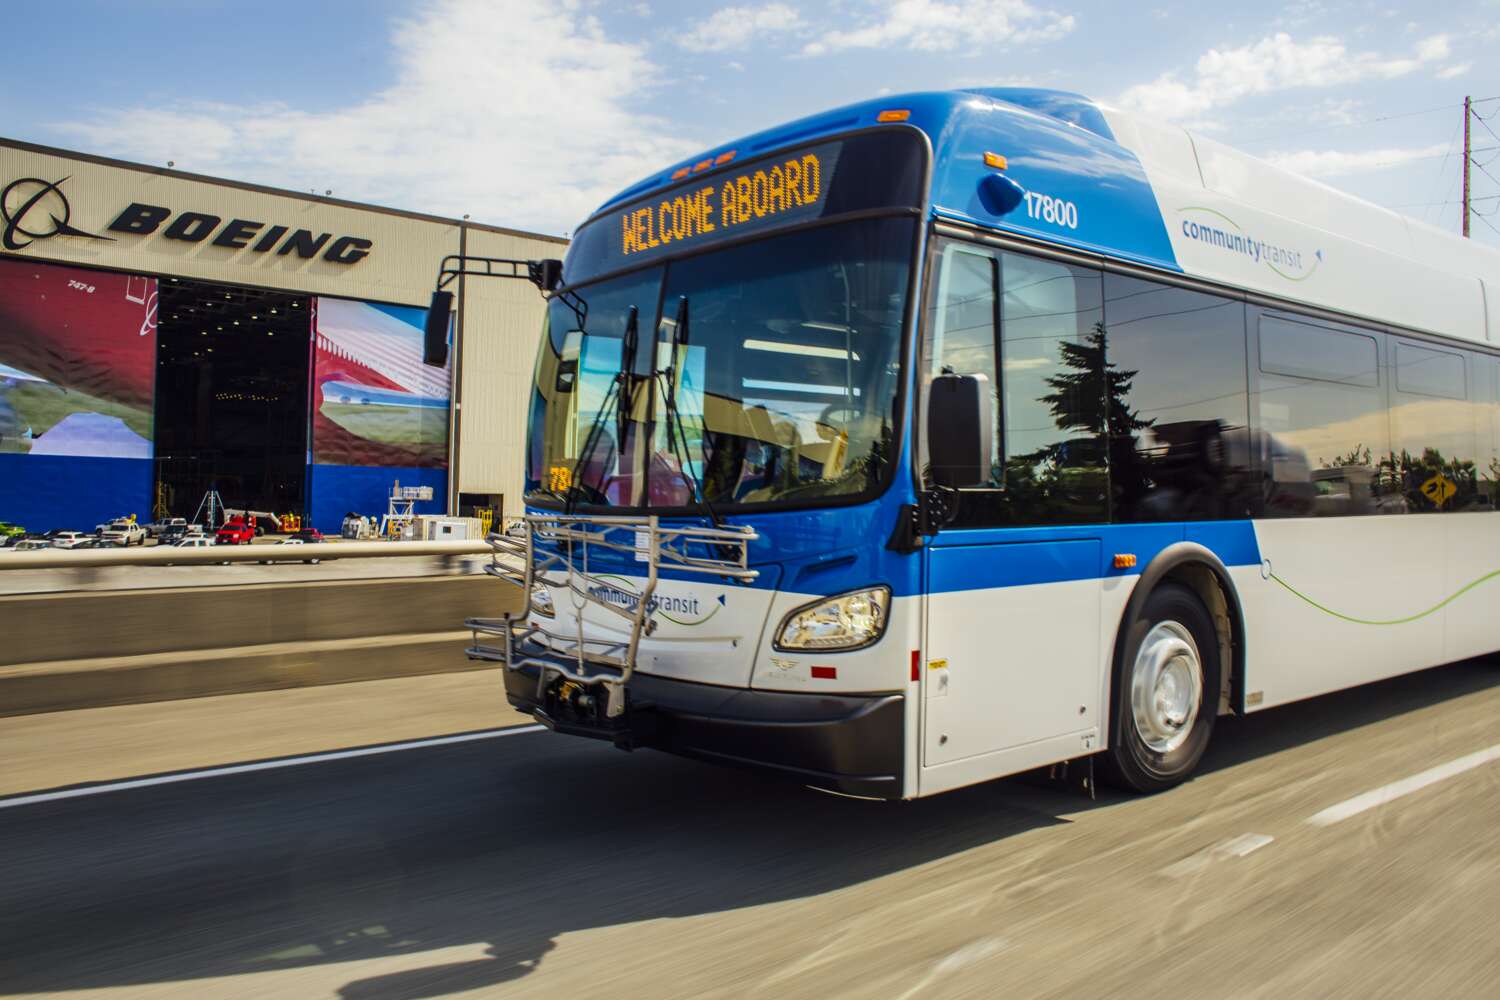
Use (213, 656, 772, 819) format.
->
(3, 0, 1496, 242)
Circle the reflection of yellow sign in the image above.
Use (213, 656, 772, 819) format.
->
(549, 465, 573, 493)
(1421, 473, 1457, 507)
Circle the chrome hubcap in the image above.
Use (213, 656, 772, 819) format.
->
(1130, 621, 1202, 754)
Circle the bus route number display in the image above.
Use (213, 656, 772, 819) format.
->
(619, 143, 840, 259)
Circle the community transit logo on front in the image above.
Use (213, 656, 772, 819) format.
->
(1177, 206, 1322, 282)
(587, 575, 725, 627)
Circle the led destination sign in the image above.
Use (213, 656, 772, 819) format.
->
(563, 130, 927, 285)
(620, 147, 834, 258)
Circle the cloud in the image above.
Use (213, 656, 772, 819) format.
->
(1265, 142, 1450, 178)
(678, 3, 805, 52)
(53, 0, 699, 235)
(1118, 32, 1452, 123)
(1436, 62, 1472, 80)
(802, 0, 1075, 56)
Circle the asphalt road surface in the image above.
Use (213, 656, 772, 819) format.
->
(3, 660, 1500, 999)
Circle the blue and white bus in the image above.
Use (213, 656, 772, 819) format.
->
(441, 88, 1500, 799)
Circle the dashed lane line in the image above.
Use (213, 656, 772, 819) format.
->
(1161, 833, 1275, 878)
(1306, 744, 1500, 827)
(0, 725, 548, 811)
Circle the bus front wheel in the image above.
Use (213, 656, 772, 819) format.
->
(1101, 582, 1220, 793)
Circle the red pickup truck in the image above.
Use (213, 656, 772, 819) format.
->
(215, 515, 257, 545)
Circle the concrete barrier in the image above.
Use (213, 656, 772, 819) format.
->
(0, 574, 522, 717)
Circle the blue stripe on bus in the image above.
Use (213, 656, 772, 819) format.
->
(526, 506, 1260, 599)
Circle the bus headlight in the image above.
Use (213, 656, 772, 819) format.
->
(530, 582, 556, 618)
(774, 587, 890, 651)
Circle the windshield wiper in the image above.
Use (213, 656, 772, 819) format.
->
(658, 295, 724, 529)
(565, 306, 636, 515)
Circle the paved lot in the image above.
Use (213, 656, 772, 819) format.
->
(2, 661, 1499, 999)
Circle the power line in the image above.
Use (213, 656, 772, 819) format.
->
(1390, 193, 1500, 209)
(1241, 97, 1500, 146)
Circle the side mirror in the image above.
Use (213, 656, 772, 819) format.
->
(424, 290, 453, 367)
(533, 259, 564, 292)
(928, 372, 993, 488)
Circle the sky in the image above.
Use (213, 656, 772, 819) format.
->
(4, 0, 1498, 244)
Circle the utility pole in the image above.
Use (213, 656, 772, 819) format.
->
(1463, 95, 1472, 238)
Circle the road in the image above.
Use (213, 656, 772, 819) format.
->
(3, 661, 1500, 999)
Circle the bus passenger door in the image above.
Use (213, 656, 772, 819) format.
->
(922, 537, 1102, 771)
(917, 242, 1109, 785)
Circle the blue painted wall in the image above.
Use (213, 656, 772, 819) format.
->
(0, 455, 154, 532)
(306, 463, 447, 534)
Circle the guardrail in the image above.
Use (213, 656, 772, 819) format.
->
(0, 539, 490, 571)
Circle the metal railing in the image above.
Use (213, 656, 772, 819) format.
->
(465, 514, 757, 717)
(0, 539, 490, 571)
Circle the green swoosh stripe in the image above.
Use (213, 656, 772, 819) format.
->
(1269, 569, 1500, 626)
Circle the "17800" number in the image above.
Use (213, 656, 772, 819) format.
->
(1023, 192, 1079, 230)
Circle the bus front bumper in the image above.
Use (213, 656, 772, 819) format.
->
(501, 666, 904, 799)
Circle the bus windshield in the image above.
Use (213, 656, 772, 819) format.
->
(526, 215, 915, 510)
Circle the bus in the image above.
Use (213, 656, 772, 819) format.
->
(436, 88, 1500, 800)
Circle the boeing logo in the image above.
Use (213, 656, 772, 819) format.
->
(1, 177, 113, 251)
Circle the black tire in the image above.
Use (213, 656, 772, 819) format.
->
(1101, 582, 1220, 794)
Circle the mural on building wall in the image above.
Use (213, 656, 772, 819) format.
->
(0, 258, 157, 458)
(311, 297, 450, 468)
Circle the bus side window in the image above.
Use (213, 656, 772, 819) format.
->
(1101, 274, 1251, 522)
(1254, 314, 1390, 517)
(925, 246, 1001, 486)
(1390, 340, 1479, 512)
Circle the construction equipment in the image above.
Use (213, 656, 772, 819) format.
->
(380, 481, 434, 538)
(192, 489, 226, 530)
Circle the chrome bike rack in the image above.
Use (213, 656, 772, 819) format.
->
(465, 514, 758, 718)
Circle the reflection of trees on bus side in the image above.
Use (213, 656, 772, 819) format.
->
(1002, 320, 1262, 522)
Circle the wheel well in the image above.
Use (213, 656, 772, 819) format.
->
(1110, 546, 1248, 731)
(1159, 563, 1240, 715)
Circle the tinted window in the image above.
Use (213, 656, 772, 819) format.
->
(1486, 358, 1500, 508)
(1255, 313, 1394, 517)
(1395, 342, 1466, 399)
(1261, 317, 1379, 387)
(924, 247, 999, 478)
(1391, 340, 1479, 512)
(922, 247, 1106, 526)
(985, 253, 1107, 525)
(1103, 275, 1253, 521)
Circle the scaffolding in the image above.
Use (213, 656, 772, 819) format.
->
(380, 480, 434, 538)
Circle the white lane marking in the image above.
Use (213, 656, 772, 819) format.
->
(1161, 833, 1275, 879)
(0, 725, 547, 811)
(894, 937, 1007, 1000)
(1306, 744, 1500, 827)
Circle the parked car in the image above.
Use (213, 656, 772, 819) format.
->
(11, 538, 52, 551)
(0, 521, 24, 540)
(145, 517, 187, 539)
(49, 531, 96, 549)
(289, 528, 324, 543)
(159, 521, 192, 544)
(215, 515, 258, 546)
(100, 520, 147, 546)
(260, 535, 322, 564)
(162, 534, 216, 565)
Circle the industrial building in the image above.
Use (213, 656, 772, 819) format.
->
(0, 138, 562, 533)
